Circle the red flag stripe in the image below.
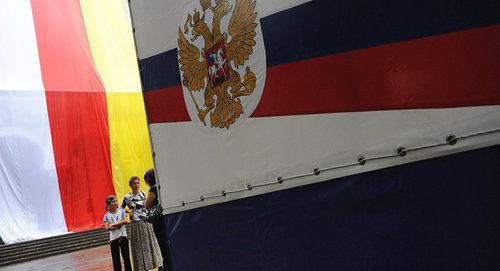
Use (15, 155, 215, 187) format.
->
(31, 0, 115, 231)
(144, 25, 500, 123)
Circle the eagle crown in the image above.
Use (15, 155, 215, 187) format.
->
(186, 9, 209, 43)
(213, 0, 232, 16)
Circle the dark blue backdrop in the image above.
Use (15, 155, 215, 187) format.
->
(162, 145, 500, 270)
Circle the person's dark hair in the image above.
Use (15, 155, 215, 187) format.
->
(105, 195, 117, 211)
(129, 176, 139, 186)
(144, 168, 156, 186)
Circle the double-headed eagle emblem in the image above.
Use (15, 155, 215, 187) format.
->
(178, 0, 258, 129)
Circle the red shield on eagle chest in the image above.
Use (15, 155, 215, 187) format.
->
(206, 40, 230, 88)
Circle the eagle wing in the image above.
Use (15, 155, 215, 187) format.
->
(178, 27, 207, 91)
(226, 0, 257, 68)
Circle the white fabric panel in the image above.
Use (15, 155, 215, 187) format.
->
(0, 1, 44, 91)
(129, 0, 311, 59)
(0, 0, 67, 244)
(151, 106, 500, 214)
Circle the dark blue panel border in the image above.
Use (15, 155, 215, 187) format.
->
(163, 145, 500, 271)
(140, 0, 500, 91)
(261, 0, 499, 67)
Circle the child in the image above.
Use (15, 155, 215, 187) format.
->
(104, 195, 133, 271)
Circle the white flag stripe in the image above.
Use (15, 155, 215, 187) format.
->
(0, 0, 44, 91)
(0, 1, 67, 244)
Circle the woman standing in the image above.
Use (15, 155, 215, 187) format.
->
(120, 176, 162, 271)
(144, 168, 169, 271)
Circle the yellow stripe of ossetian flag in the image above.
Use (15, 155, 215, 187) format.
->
(80, 0, 154, 203)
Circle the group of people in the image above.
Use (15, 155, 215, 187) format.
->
(103, 168, 169, 271)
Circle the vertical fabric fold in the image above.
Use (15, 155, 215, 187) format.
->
(79, 0, 154, 202)
(30, 0, 115, 231)
(0, 0, 67, 243)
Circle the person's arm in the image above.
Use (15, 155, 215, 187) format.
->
(110, 213, 128, 228)
(105, 221, 120, 231)
(119, 197, 127, 209)
(145, 192, 156, 210)
(120, 196, 134, 218)
(125, 208, 133, 218)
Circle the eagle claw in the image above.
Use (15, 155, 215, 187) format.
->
(231, 67, 256, 98)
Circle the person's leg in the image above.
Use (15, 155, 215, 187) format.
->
(120, 237, 133, 271)
(110, 239, 122, 271)
(153, 220, 169, 270)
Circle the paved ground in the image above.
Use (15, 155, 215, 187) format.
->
(0, 245, 159, 271)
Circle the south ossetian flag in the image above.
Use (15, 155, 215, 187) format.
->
(0, 0, 153, 244)
(131, 0, 500, 212)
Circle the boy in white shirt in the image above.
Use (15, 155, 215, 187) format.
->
(104, 195, 133, 271)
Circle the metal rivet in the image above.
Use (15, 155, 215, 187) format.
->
(397, 146, 407, 157)
(277, 176, 283, 184)
(358, 156, 366, 166)
(446, 134, 457, 145)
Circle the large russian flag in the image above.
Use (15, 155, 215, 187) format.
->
(131, 0, 500, 269)
(0, 0, 153, 244)
(135, 0, 500, 211)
